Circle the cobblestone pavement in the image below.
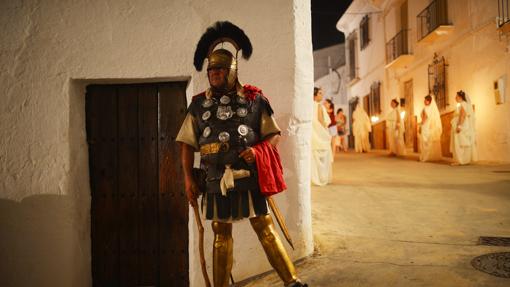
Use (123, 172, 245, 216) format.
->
(242, 151, 510, 287)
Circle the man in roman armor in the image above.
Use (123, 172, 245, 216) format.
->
(176, 21, 307, 287)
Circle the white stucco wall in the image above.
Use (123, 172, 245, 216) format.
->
(0, 1, 314, 286)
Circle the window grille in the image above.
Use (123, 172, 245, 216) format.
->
(428, 54, 448, 111)
(386, 29, 409, 63)
(417, 0, 449, 41)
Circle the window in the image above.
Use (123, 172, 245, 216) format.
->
(360, 15, 370, 50)
(428, 54, 448, 111)
(347, 32, 358, 80)
(361, 82, 381, 118)
(369, 82, 382, 116)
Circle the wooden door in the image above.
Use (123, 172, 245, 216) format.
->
(440, 111, 454, 157)
(372, 120, 386, 150)
(403, 80, 417, 151)
(348, 97, 359, 149)
(86, 82, 189, 287)
(362, 95, 373, 147)
(363, 95, 370, 116)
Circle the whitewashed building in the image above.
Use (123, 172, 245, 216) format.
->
(337, 0, 510, 160)
(0, 1, 315, 286)
(337, 1, 387, 148)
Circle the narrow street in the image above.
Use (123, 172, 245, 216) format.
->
(244, 151, 510, 287)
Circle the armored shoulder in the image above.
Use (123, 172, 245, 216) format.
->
(243, 84, 274, 115)
(188, 92, 207, 116)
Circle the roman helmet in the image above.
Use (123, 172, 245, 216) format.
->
(193, 21, 253, 92)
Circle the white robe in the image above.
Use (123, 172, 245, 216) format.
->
(419, 101, 442, 162)
(311, 102, 333, 186)
(352, 106, 371, 153)
(450, 101, 477, 165)
(386, 107, 406, 156)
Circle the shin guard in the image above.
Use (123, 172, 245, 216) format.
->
(212, 221, 233, 287)
(250, 214, 298, 285)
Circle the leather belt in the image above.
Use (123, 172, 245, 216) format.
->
(200, 142, 230, 155)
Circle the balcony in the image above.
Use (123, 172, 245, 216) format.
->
(417, 0, 453, 43)
(385, 29, 414, 69)
(498, 0, 510, 34)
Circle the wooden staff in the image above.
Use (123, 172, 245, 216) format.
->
(192, 200, 211, 287)
(267, 197, 295, 250)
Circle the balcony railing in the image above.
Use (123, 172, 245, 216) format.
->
(417, 0, 449, 41)
(386, 29, 409, 64)
(498, 0, 510, 28)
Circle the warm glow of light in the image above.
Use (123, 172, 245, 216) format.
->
(371, 116, 379, 123)
(456, 102, 461, 108)
(400, 111, 406, 119)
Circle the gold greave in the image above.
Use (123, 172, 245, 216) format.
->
(212, 221, 233, 287)
(250, 214, 298, 285)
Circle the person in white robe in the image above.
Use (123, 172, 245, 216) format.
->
(419, 95, 443, 162)
(352, 103, 371, 153)
(386, 99, 406, 156)
(450, 90, 477, 165)
(311, 87, 333, 186)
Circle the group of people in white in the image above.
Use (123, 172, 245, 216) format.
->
(418, 90, 477, 165)
(311, 88, 477, 186)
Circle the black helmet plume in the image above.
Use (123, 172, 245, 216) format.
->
(193, 21, 253, 71)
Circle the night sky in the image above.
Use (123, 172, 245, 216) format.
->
(312, 0, 353, 50)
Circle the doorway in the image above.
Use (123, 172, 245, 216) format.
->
(86, 82, 189, 287)
(403, 80, 417, 152)
(348, 97, 360, 149)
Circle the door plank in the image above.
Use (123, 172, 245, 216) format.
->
(138, 85, 160, 286)
(158, 83, 189, 286)
(87, 85, 120, 287)
(117, 86, 139, 286)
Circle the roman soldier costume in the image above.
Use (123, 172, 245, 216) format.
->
(176, 21, 307, 287)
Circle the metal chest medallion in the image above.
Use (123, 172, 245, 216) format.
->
(202, 126, 211, 138)
(217, 105, 234, 120)
(236, 107, 248, 117)
(202, 98, 214, 108)
(220, 95, 231, 104)
(238, 125, 249, 136)
(202, 110, 211, 121)
(218, 131, 230, 143)
(237, 96, 247, 104)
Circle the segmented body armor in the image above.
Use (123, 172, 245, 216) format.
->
(188, 88, 273, 220)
